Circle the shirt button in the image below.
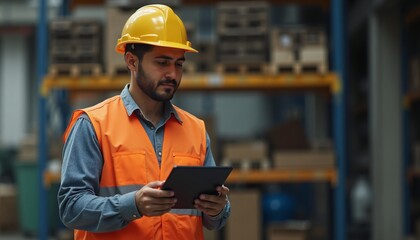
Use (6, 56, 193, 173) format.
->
(158, 151, 162, 156)
(151, 126, 154, 130)
(132, 215, 137, 218)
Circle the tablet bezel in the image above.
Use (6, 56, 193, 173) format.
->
(161, 166, 233, 209)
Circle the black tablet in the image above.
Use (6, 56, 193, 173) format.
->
(161, 166, 233, 209)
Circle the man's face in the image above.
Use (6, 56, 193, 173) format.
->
(135, 46, 185, 102)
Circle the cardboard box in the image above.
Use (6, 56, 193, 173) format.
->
(410, 57, 420, 90)
(272, 150, 335, 169)
(416, 219, 420, 240)
(266, 119, 309, 151)
(0, 184, 18, 231)
(225, 189, 261, 240)
(222, 140, 270, 170)
(105, 7, 136, 76)
(267, 221, 310, 240)
(203, 228, 219, 240)
(18, 134, 38, 162)
(413, 143, 420, 168)
(223, 140, 268, 160)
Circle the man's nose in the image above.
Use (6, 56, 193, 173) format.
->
(164, 64, 177, 79)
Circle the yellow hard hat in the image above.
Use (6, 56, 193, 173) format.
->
(115, 4, 198, 54)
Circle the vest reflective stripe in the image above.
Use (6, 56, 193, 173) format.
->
(64, 96, 207, 240)
(170, 209, 202, 216)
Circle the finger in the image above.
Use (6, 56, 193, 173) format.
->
(150, 197, 177, 205)
(199, 193, 227, 204)
(146, 180, 165, 189)
(194, 201, 220, 216)
(216, 185, 230, 196)
(147, 188, 175, 198)
(195, 200, 218, 210)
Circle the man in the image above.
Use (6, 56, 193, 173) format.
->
(58, 4, 230, 240)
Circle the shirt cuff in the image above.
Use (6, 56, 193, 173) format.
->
(207, 200, 230, 220)
(119, 191, 142, 221)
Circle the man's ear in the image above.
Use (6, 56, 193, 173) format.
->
(125, 52, 137, 72)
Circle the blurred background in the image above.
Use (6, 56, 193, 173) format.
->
(0, 0, 419, 239)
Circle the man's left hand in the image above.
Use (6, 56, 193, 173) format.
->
(194, 185, 229, 217)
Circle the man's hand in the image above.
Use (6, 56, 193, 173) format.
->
(135, 181, 177, 216)
(194, 185, 229, 217)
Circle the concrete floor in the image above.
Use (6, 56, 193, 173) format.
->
(0, 229, 72, 240)
(0, 234, 41, 240)
(0, 233, 57, 240)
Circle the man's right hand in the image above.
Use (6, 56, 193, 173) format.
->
(135, 181, 177, 216)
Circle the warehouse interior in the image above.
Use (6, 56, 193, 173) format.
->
(0, 0, 419, 240)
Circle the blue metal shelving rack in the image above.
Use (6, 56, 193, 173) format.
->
(37, 0, 49, 239)
(331, 0, 347, 239)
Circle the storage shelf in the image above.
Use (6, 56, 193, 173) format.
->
(42, 73, 339, 95)
(183, 0, 329, 8)
(405, 5, 420, 25)
(408, 167, 420, 181)
(226, 168, 337, 185)
(44, 168, 337, 186)
(405, 90, 420, 107)
(69, 0, 329, 8)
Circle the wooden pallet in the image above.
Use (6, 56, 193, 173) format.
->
(221, 158, 271, 171)
(107, 65, 129, 76)
(49, 63, 102, 76)
(219, 38, 267, 55)
(217, 2, 269, 36)
(270, 62, 327, 74)
(182, 63, 197, 74)
(183, 62, 216, 74)
(217, 16, 268, 36)
(216, 62, 269, 74)
(105, 7, 135, 76)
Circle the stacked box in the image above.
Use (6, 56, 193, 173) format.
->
(221, 140, 270, 170)
(267, 221, 310, 240)
(183, 42, 216, 73)
(270, 28, 299, 73)
(225, 190, 262, 240)
(272, 149, 335, 170)
(49, 19, 102, 76)
(183, 19, 214, 74)
(0, 184, 18, 231)
(299, 28, 328, 73)
(105, 7, 136, 76)
(216, 2, 269, 73)
(270, 27, 328, 74)
(410, 57, 420, 90)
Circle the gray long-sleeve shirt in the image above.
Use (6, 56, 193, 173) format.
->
(58, 85, 230, 233)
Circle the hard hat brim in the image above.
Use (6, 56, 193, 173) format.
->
(116, 41, 198, 54)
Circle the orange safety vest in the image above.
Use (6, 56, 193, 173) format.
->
(64, 96, 207, 240)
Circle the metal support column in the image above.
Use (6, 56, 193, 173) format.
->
(37, 0, 48, 239)
(369, 1, 403, 239)
(400, 3, 410, 237)
(331, 0, 348, 239)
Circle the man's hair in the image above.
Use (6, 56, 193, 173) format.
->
(125, 43, 154, 61)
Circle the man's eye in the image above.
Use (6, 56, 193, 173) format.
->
(157, 60, 168, 66)
(176, 62, 184, 67)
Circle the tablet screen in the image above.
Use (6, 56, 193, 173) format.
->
(161, 166, 233, 209)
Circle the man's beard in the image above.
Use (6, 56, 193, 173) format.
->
(135, 65, 178, 102)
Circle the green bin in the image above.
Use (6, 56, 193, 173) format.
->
(14, 161, 60, 235)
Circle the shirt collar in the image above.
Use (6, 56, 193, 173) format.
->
(120, 84, 182, 124)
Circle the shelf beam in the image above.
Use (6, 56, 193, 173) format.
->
(41, 73, 339, 95)
(227, 169, 337, 184)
